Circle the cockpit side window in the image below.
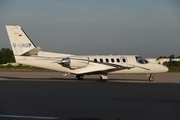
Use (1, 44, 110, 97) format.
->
(135, 56, 149, 64)
(144, 59, 149, 63)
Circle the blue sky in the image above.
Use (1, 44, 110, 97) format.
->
(0, 0, 180, 57)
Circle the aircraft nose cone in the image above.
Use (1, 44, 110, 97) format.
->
(160, 65, 169, 73)
(164, 66, 169, 72)
(156, 64, 169, 73)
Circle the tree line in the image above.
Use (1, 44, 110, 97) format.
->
(0, 48, 15, 64)
(157, 55, 180, 59)
(163, 60, 180, 67)
(158, 55, 180, 67)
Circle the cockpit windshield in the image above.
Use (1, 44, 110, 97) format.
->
(135, 56, 149, 64)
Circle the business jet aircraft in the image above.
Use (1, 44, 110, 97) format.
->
(6, 25, 168, 82)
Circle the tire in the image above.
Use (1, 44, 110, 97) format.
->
(76, 75, 83, 80)
(149, 76, 154, 82)
(100, 76, 107, 82)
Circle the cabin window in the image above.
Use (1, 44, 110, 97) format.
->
(100, 58, 103, 62)
(106, 58, 109, 63)
(94, 58, 97, 63)
(122, 58, 126, 63)
(111, 58, 114, 63)
(116, 58, 120, 62)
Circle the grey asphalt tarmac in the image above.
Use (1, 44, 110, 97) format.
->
(0, 71, 180, 120)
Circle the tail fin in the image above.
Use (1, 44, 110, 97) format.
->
(6, 25, 40, 56)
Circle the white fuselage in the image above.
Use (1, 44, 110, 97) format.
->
(15, 51, 168, 75)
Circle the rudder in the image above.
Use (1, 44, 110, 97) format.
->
(6, 25, 36, 55)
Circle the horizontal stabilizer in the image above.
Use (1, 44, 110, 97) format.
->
(21, 46, 41, 56)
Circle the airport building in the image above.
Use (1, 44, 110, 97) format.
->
(147, 58, 180, 64)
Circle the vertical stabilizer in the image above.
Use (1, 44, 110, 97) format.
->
(6, 25, 36, 55)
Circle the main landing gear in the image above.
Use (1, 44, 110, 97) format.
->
(100, 74, 108, 82)
(76, 74, 108, 82)
(76, 74, 154, 82)
(147, 74, 154, 82)
(76, 74, 84, 80)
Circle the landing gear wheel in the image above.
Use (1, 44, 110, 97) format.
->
(100, 75, 108, 82)
(149, 76, 154, 82)
(100, 76, 107, 82)
(76, 74, 84, 80)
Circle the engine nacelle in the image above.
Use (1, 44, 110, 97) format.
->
(60, 57, 89, 69)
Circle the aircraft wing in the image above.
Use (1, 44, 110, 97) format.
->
(67, 62, 150, 75)
(69, 62, 134, 75)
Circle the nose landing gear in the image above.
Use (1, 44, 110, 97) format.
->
(147, 74, 154, 82)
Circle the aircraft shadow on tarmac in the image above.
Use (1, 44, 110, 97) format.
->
(0, 76, 148, 82)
